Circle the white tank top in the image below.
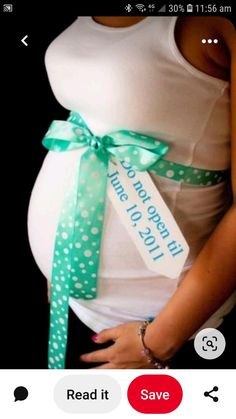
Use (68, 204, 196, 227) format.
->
(27, 16, 235, 334)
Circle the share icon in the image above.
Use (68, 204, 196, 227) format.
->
(204, 386, 219, 402)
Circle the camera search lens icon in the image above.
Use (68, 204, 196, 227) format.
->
(194, 328, 226, 359)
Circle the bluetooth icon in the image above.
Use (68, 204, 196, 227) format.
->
(125, 3, 133, 12)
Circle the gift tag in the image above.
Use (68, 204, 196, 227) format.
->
(107, 159, 189, 278)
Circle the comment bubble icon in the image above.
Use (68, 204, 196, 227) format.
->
(14, 386, 29, 402)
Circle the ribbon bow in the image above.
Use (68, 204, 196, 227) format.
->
(43, 111, 169, 369)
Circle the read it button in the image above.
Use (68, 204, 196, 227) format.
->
(54, 375, 121, 413)
(127, 374, 183, 414)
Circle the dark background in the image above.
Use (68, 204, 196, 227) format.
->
(1, 5, 236, 368)
(2, 11, 76, 368)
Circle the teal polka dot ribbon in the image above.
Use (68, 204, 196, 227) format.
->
(42, 111, 227, 369)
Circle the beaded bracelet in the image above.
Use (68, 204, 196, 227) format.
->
(138, 320, 170, 369)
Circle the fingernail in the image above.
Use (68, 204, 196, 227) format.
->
(91, 334, 98, 342)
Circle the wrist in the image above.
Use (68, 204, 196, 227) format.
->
(138, 321, 171, 368)
(143, 321, 178, 361)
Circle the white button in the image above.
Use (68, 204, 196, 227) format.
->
(54, 375, 121, 413)
(194, 328, 226, 359)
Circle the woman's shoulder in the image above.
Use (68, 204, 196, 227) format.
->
(183, 16, 235, 51)
(175, 17, 235, 80)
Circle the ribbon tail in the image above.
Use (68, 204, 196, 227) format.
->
(48, 147, 109, 369)
(48, 180, 78, 369)
(69, 148, 109, 298)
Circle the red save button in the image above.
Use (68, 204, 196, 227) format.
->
(127, 374, 183, 414)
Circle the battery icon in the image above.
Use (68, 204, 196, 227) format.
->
(187, 4, 193, 12)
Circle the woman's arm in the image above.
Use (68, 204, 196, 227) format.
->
(145, 206, 236, 360)
(144, 20, 236, 360)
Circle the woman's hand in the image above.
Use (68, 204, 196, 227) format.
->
(80, 321, 155, 369)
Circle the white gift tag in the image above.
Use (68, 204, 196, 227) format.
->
(107, 159, 189, 279)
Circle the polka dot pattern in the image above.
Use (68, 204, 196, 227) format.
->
(45, 113, 110, 369)
(150, 159, 227, 186)
(43, 111, 228, 369)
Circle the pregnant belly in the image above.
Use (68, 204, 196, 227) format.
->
(27, 149, 156, 281)
(27, 149, 84, 280)
(27, 150, 235, 332)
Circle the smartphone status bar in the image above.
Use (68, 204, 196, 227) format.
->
(0, 1, 233, 17)
(123, 3, 232, 15)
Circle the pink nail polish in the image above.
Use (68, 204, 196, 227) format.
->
(91, 334, 98, 342)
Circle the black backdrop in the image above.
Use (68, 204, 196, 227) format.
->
(2, 13, 76, 368)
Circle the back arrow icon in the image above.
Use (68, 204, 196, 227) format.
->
(21, 35, 28, 46)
